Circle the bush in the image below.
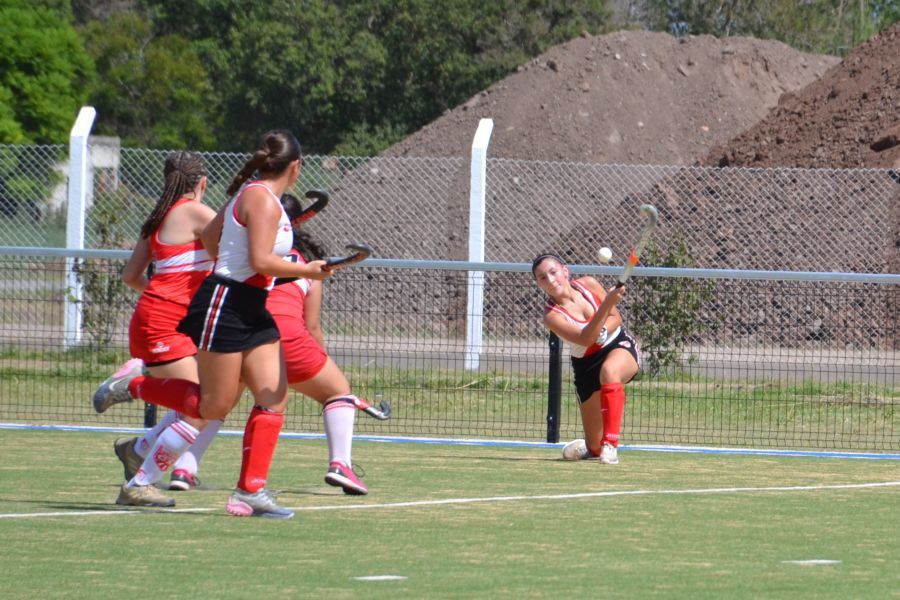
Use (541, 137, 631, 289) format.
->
(629, 230, 715, 375)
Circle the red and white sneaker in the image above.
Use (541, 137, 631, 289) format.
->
(324, 461, 368, 495)
(169, 469, 200, 491)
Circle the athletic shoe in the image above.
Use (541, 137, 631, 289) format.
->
(599, 443, 619, 465)
(113, 436, 143, 481)
(92, 358, 144, 413)
(324, 461, 368, 495)
(169, 469, 200, 491)
(225, 488, 294, 519)
(116, 483, 175, 507)
(561, 439, 591, 461)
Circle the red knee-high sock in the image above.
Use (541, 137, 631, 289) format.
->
(237, 405, 284, 493)
(128, 376, 202, 419)
(600, 382, 626, 447)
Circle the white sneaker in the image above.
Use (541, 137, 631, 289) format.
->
(561, 439, 591, 461)
(226, 488, 294, 519)
(599, 443, 619, 465)
(93, 358, 144, 413)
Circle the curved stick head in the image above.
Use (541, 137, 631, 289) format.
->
(367, 399, 392, 421)
(639, 204, 658, 226)
(324, 243, 373, 270)
(291, 189, 330, 228)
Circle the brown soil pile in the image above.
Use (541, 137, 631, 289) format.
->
(703, 22, 900, 169)
(385, 30, 838, 165)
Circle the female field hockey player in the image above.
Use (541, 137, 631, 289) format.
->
(94, 130, 331, 518)
(153, 193, 375, 495)
(531, 253, 641, 465)
(92, 150, 220, 508)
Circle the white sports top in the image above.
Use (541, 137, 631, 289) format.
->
(544, 279, 621, 358)
(214, 182, 293, 290)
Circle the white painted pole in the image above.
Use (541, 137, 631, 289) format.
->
(465, 118, 494, 370)
(63, 106, 97, 349)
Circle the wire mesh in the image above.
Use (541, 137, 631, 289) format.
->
(3, 141, 895, 275)
(0, 252, 896, 451)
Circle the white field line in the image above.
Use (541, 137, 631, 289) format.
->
(2, 481, 898, 521)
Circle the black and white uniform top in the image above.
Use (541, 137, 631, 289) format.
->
(177, 182, 294, 353)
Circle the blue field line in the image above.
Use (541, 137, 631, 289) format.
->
(3, 422, 899, 460)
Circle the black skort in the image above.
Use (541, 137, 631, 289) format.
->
(177, 274, 280, 353)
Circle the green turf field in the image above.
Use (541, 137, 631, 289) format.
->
(1, 430, 898, 598)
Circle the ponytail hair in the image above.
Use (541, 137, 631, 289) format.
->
(281, 193, 326, 260)
(140, 151, 207, 239)
(226, 129, 302, 197)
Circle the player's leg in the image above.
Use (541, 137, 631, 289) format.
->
(290, 358, 367, 495)
(109, 356, 202, 482)
(578, 394, 604, 459)
(170, 419, 222, 490)
(116, 414, 203, 507)
(597, 348, 640, 464)
(224, 341, 293, 519)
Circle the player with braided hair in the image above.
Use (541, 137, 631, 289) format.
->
(93, 150, 219, 508)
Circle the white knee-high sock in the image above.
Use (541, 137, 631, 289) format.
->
(323, 398, 356, 466)
(135, 410, 178, 458)
(129, 419, 199, 487)
(173, 419, 222, 475)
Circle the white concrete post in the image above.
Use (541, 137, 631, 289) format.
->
(63, 106, 97, 349)
(465, 118, 494, 370)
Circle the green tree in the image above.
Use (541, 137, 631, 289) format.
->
(0, 1, 94, 144)
(629, 231, 716, 376)
(139, 0, 610, 153)
(641, 0, 900, 55)
(80, 12, 218, 149)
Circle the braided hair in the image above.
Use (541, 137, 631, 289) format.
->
(280, 194, 326, 261)
(140, 151, 207, 239)
(226, 129, 302, 197)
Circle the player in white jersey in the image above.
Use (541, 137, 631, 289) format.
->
(532, 253, 641, 465)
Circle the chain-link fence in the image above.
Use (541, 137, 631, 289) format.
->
(0, 140, 897, 450)
(0, 251, 896, 450)
(0, 144, 68, 247)
(3, 141, 896, 272)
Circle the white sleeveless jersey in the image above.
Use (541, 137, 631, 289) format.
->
(215, 182, 293, 290)
(544, 279, 621, 358)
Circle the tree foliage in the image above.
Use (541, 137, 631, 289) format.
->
(4, 0, 897, 151)
(139, 0, 610, 153)
(79, 12, 217, 149)
(0, 1, 94, 144)
(641, 0, 900, 55)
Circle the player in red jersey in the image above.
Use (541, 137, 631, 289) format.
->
(92, 151, 218, 508)
(532, 253, 641, 465)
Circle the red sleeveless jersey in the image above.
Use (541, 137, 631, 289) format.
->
(142, 198, 214, 307)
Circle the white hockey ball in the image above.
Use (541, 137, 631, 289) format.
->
(596, 247, 613, 263)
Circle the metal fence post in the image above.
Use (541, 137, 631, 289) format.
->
(546, 332, 562, 443)
(465, 118, 494, 371)
(63, 106, 96, 350)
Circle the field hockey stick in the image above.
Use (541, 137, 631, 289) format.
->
(324, 243, 373, 271)
(351, 396, 392, 420)
(289, 189, 330, 228)
(616, 204, 658, 288)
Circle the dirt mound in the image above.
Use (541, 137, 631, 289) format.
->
(385, 30, 838, 165)
(703, 22, 900, 169)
